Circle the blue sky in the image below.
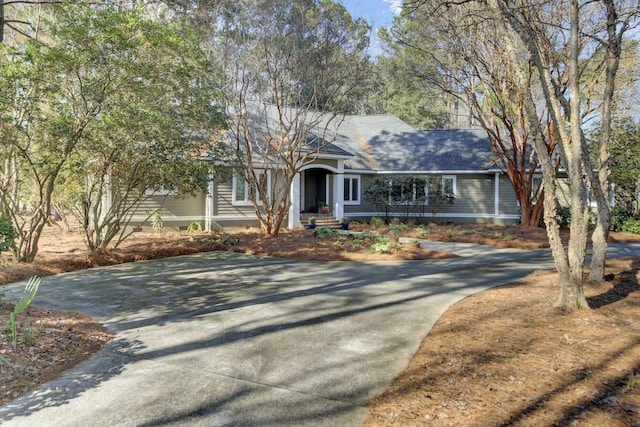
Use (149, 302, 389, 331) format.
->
(339, 0, 402, 29)
(338, 0, 403, 55)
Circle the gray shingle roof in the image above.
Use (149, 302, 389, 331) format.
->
(332, 115, 497, 173)
(234, 105, 497, 173)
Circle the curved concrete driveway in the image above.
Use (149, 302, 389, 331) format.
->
(0, 242, 638, 426)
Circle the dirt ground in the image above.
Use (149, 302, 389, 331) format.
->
(1, 223, 639, 426)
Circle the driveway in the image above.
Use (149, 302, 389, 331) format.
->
(0, 243, 637, 426)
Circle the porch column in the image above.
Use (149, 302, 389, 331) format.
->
(288, 172, 301, 229)
(334, 173, 344, 220)
(205, 176, 215, 232)
(494, 172, 500, 218)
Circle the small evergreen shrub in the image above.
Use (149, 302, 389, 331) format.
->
(556, 206, 571, 229)
(187, 222, 202, 233)
(619, 219, 640, 234)
(610, 207, 639, 231)
(0, 214, 18, 254)
(370, 217, 384, 228)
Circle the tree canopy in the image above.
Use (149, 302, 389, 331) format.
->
(210, 0, 371, 237)
(0, 1, 228, 260)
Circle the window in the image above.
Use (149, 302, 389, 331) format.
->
(442, 175, 457, 197)
(531, 176, 543, 201)
(344, 175, 360, 204)
(233, 170, 270, 205)
(389, 176, 428, 205)
(425, 175, 455, 205)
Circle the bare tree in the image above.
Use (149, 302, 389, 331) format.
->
(213, 0, 371, 237)
(586, 0, 634, 281)
(488, 0, 637, 309)
(407, 0, 638, 310)
(0, 0, 64, 43)
(386, 2, 557, 227)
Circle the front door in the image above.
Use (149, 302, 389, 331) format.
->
(302, 169, 328, 213)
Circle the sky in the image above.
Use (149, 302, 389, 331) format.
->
(338, 0, 403, 56)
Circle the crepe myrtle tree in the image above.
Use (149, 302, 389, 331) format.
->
(382, 0, 560, 228)
(486, 0, 636, 308)
(214, 0, 371, 237)
(404, 0, 638, 310)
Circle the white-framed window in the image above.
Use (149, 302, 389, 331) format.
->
(343, 175, 360, 205)
(442, 175, 457, 198)
(531, 176, 543, 201)
(388, 176, 428, 205)
(425, 175, 457, 205)
(233, 170, 270, 206)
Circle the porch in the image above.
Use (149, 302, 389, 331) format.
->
(288, 164, 346, 229)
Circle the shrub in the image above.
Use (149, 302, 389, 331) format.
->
(313, 226, 337, 238)
(0, 214, 18, 255)
(619, 219, 640, 234)
(556, 206, 571, 229)
(370, 217, 384, 228)
(369, 237, 394, 254)
(222, 235, 238, 245)
(610, 206, 639, 231)
(390, 223, 408, 236)
(186, 222, 202, 233)
(151, 210, 163, 233)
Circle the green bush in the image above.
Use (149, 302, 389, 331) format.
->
(390, 223, 408, 236)
(186, 222, 202, 233)
(222, 235, 238, 245)
(368, 237, 397, 254)
(370, 217, 385, 228)
(0, 214, 18, 254)
(610, 206, 639, 231)
(619, 219, 640, 234)
(556, 206, 571, 229)
(313, 226, 337, 238)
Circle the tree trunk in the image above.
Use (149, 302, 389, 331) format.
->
(556, 0, 590, 311)
(588, 0, 621, 282)
(1, 2, 4, 44)
(589, 218, 609, 282)
(490, 0, 590, 311)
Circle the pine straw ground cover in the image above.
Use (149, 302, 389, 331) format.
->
(0, 224, 639, 425)
(365, 259, 640, 427)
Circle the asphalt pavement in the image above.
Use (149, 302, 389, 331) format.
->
(0, 241, 638, 426)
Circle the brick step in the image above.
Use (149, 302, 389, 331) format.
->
(300, 214, 341, 229)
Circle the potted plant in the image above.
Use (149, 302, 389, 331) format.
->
(319, 202, 330, 215)
(308, 217, 317, 229)
(340, 216, 350, 230)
